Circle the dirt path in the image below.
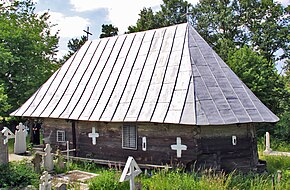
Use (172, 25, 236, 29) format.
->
(9, 153, 33, 162)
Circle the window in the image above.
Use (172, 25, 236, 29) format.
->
(56, 130, 65, 142)
(122, 125, 137, 150)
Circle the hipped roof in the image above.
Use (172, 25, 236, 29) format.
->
(11, 23, 279, 125)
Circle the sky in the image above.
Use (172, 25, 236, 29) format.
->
(33, 0, 199, 58)
(30, 0, 289, 59)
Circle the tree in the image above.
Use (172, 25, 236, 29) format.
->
(0, 85, 10, 116)
(99, 24, 118, 38)
(68, 35, 87, 53)
(157, 0, 190, 27)
(59, 35, 87, 64)
(0, 0, 59, 115)
(127, 8, 160, 33)
(227, 46, 289, 115)
(191, 0, 290, 62)
(127, 0, 191, 33)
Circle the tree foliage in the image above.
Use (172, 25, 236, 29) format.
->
(68, 35, 87, 53)
(227, 46, 289, 115)
(99, 24, 118, 38)
(191, 0, 290, 62)
(0, 84, 11, 116)
(59, 35, 87, 64)
(127, 0, 191, 33)
(0, 0, 59, 115)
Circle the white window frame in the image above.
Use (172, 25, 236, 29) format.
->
(56, 130, 65, 142)
(122, 124, 137, 150)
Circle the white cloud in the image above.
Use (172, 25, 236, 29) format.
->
(277, 0, 290, 6)
(44, 11, 90, 38)
(69, 0, 199, 33)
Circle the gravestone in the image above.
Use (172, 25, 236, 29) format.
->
(55, 149, 65, 171)
(1, 127, 15, 144)
(264, 132, 272, 154)
(44, 144, 54, 172)
(0, 133, 8, 165)
(120, 156, 142, 190)
(32, 152, 42, 173)
(14, 123, 27, 154)
(55, 183, 67, 190)
(39, 171, 52, 190)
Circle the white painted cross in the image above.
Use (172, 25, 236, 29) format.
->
(1, 127, 15, 144)
(171, 137, 187, 158)
(120, 156, 142, 190)
(88, 127, 99, 145)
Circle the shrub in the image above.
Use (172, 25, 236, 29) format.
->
(0, 161, 40, 189)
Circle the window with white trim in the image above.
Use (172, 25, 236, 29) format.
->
(56, 130, 65, 142)
(122, 125, 137, 150)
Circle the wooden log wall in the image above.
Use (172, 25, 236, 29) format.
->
(42, 118, 258, 172)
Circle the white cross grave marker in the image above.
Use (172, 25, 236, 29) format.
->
(61, 141, 76, 169)
(120, 156, 142, 190)
(171, 137, 187, 158)
(39, 171, 52, 190)
(264, 132, 272, 154)
(14, 123, 27, 154)
(1, 127, 15, 144)
(88, 127, 99, 145)
(44, 144, 54, 172)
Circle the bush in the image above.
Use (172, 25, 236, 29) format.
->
(274, 112, 290, 142)
(0, 161, 40, 189)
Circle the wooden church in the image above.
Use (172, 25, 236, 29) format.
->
(11, 23, 279, 172)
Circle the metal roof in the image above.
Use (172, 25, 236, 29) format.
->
(10, 23, 279, 125)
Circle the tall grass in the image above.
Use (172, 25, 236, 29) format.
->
(258, 136, 290, 153)
(88, 167, 290, 190)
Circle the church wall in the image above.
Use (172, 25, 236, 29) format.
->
(42, 118, 259, 172)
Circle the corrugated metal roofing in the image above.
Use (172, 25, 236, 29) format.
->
(10, 23, 279, 125)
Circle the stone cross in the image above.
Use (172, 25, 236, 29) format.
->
(264, 132, 272, 154)
(44, 144, 54, 172)
(55, 149, 65, 171)
(0, 133, 8, 165)
(1, 127, 15, 144)
(171, 137, 187, 158)
(88, 127, 99, 145)
(39, 171, 52, 190)
(32, 152, 42, 173)
(14, 123, 27, 154)
(120, 156, 142, 190)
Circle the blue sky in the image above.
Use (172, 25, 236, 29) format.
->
(33, 0, 202, 58)
(30, 0, 288, 61)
